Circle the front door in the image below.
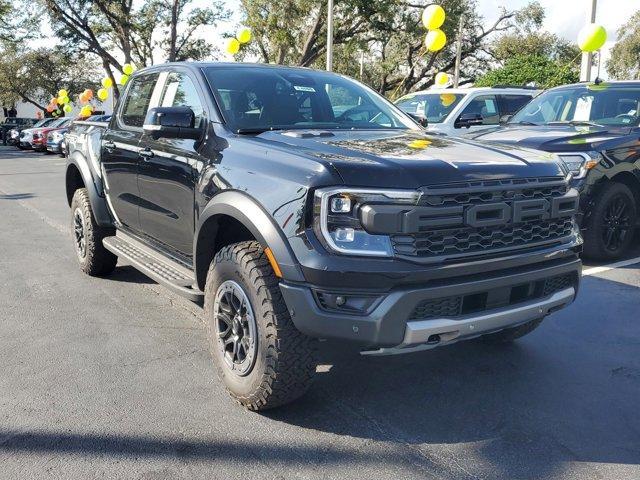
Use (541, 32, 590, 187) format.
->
(137, 70, 208, 258)
(102, 72, 160, 232)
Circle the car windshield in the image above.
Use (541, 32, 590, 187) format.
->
(395, 93, 465, 123)
(510, 85, 640, 127)
(203, 66, 419, 132)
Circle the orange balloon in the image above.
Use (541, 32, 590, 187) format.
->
(46, 104, 54, 113)
(84, 89, 94, 99)
(51, 97, 58, 106)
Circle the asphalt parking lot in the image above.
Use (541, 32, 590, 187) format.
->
(1, 146, 639, 480)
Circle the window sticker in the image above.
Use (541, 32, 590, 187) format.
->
(574, 96, 593, 120)
(294, 85, 316, 92)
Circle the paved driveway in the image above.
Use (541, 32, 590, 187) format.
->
(1, 147, 639, 479)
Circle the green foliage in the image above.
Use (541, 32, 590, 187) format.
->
(606, 10, 640, 80)
(474, 54, 579, 88)
(0, 45, 100, 110)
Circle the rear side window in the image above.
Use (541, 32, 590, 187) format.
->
(120, 74, 159, 128)
(498, 94, 533, 116)
(459, 94, 500, 125)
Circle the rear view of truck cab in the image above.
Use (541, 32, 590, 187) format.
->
(65, 62, 582, 411)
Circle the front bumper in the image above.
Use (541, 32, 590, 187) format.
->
(280, 256, 580, 351)
(46, 142, 62, 153)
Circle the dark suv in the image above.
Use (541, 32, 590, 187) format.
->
(468, 81, 640, 260)
(65, 63, 582, 410)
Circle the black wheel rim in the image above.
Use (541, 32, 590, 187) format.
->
(213, 280, 257, 377)
(73, 208, 87, 259)
(601, 194, 632, 252)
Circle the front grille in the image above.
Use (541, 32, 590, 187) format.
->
(390, 177, 575, 260)
(409, 272, 576, 321)
(393, 218, 574, 258)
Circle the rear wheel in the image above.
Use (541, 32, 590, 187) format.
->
(481, 318, 544, 344)
(204, 241, 316, 411)
(583, 182, 637, 261)
(70, 188, 117, 276)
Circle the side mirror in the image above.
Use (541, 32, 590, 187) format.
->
(143, 106, 202, 140)
(455, 112, 484, 129)
(408, 113, 428, 128)
(499, 114, 512, 124)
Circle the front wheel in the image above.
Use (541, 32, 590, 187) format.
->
(204, 241, 316, 411)
(583, 182, 637, 261)
(70, 188, 117, 276)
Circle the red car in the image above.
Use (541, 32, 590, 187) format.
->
(29, 117, 74, 151)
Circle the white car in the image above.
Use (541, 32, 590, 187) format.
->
(395, 87, 540, 136)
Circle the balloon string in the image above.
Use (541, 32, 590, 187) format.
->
(543, 51, 583, 90)
(390, 45, 429, 100)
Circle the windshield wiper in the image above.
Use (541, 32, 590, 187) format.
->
(235, 126, 288, 134)
(547, 120, 603, 127)
(511, 121, 539, 126)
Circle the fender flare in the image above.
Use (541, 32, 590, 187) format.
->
(195, 191, 304, 284)
(65, 155, 113, 227)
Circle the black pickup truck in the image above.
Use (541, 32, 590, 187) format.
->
(65, 62, 582, 410)
(468, 81, 640, 260)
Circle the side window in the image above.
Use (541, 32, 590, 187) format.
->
(120, 74, 159, 128)
(460, 95, 500, 125)
(498, 95, 532, 116)
(160, 72, 205, 126)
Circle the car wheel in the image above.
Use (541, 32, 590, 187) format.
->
(583, 182, 637, 261)
(70, 188, 117, 276)
(480, 318, 544, 344)
(204, 241, 316, 411)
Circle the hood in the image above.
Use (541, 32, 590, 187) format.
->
(243, 129, 564, 188)
(467, 124, 636, 153)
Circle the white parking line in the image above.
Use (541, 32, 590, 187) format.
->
(583, 256, 640, 276)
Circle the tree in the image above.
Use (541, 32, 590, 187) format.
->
(32, 0, 229, 96)
(474, 54, 579, 88)
(0, 45, 100, 112)
(238, 0, 547, 97)
(607, 10, 640, 80)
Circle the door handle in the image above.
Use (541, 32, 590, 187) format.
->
(103, 141, 116, 152)
(138, 148, 154, 160)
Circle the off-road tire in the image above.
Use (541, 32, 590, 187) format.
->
(481, 317, 544, 344)
(204, 241, 316, 411)
(583, 182, 637, 261)
(70, 188, 117, 276)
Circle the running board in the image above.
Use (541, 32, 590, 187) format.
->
(103, 232, 203, 301)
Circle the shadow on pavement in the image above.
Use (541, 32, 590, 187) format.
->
(0, 193, 35, 200)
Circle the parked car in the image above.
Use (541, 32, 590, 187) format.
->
(2, 117, 38, 145)
(8, 118, 57, 146)
(65, 62, 581, 410)
(394, 86, 539, 136)
(467, 81, 640, 260)
(46, 127, 70, 156)
(22, 117, 73, 151)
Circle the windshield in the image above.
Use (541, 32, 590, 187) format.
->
(510, 85, 640, 127)
(395, 93, 465, 123)
(203, 66, 419, 132)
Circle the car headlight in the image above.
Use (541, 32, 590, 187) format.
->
(51, 132, 63, 141)
(314, 187, 419, 257)
(10, 130, 18, 138)
(558, 151, 601, 179)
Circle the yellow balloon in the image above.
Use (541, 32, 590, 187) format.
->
(63, 104, 72, 113)
(57, 96, 66, 105)
(577, 24, 607, 52)
(237, 28, 252, 44)
(120, 74, 129, 86)
(422, 5, 445, 30)
(425, 29, 446, 52)
(435, 72, 449, 86)
(97, 88, 109, 101)
(101, 77, 113, 88)
(440, 93, 456, 107)
(227, 38, 241, 55)
(62, 96, 70, 104)
(122, 63, 134, 75)
(80, 105, 93, 117)
(58, 89, 68, 98)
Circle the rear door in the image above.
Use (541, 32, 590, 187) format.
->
(456, 94, 501, 132)
(101, 72, 161, 232)
(136, 69, 208, 258)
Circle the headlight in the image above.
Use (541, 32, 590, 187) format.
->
(314, 187, 419, 257)
(51, 132, 63, 141)
(558, 151, 601, 179)
(10, 130, 18, 138)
